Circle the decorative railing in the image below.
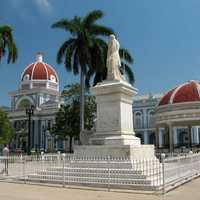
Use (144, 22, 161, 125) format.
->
(0, 152, 200, 193)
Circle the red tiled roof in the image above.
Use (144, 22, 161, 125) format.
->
(158, 81, 200, 106)
(22, 61, 58, 82)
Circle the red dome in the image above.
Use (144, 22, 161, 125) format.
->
(21, 53, 58, 83)
(158, 80, 200, 106)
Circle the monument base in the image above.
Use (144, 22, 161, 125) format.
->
(90, 134, 141, 146)
(74, 144, 155, 159)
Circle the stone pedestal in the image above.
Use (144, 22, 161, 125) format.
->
(74, 145, 155, 159)
(90, 80, 140, 145)
(74, 80, 155, 159)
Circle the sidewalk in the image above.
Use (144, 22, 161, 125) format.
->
(0, 178, 200, 200)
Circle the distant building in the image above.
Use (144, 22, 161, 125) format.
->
(8, 53, 65, 152)
(155, 80, 200, 153)
(133, 93, 162, 145)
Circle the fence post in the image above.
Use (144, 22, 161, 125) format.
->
(107, 155, 111, 192)
(23, 155, 26, 184)
(161, 153, 165, 194)
(62, 153, 65, 187)
(189, 151, 193, 177)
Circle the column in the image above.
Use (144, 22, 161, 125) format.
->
(159, 128, 164, 148)
(155, 127, 159, 149)
(188, 125, 192, 148)
(37, 120, 41, 150)
(197, 127, 200, 144)
(193, 127, 199, 145)
(173, 127, 178, 147)
(168, 123, 173, 153)
(143, 130, 149, 144)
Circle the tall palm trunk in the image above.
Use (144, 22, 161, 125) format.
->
(80, 68, 85, 142)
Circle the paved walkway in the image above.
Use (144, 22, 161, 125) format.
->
(0, 179, 200, 200)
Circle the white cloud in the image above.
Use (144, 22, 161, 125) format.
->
(9, 0, 53, 17)
(34, 0, 53, 14)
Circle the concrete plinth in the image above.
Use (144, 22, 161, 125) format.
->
(75, 79, 156, 159)
(74, 145, 155, 159)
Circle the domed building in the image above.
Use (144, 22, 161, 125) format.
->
(155, 80, 200, 152)
(8, 53, 64, 152)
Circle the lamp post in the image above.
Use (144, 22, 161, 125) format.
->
(42, 125, 47, 152)
(26, 105, 35, 155)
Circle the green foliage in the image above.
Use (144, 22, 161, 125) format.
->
(17, 99, 31, 110)
(13, 120, 28, 149)
(0, 25, 18, 63)
(0, 109, 13, 144)
(52, 84, 96, 152)
(52, 9, 114, 76)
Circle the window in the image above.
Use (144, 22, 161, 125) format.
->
(17, 99, 31, 110)
(50, 75, 56, 82)
(23, 74, 30, 81)
(148, 110, 154, 128)
(134, 112, 143, 129)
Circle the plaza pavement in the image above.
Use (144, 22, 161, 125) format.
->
(0, 178, 200, 200)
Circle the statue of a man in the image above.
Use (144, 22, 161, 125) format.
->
(106, 34, 124, 81)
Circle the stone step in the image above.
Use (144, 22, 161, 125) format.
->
(45, 167, 143, 175)
(63, 161, 134, 169)
(27, 174, 153, 185)
(36, 170, 147, 179)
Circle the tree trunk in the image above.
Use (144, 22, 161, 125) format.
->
(80, 68, 85, 142)
(69, 136, 73, 153)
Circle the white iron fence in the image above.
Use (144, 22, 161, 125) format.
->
(0, 153, 200, 193)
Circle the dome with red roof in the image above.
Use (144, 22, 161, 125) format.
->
(20, 53, 59, 91)
(158, 80, 200, 106)
(21, 52, 58, 83)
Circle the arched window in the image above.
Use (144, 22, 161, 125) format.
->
(17, 99, 32, 110)
(134, 112, 143, 129)
(50, 75, 56, 82)
(23, 74, 30, 81)
(148, 110, 154, 128)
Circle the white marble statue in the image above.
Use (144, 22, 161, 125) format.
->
(106, 34, 124, 81)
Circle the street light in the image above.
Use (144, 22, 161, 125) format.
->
(26, 105, 35, 155)
(42, 125, 47, 152)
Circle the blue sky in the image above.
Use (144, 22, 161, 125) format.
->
(1, 0, 200, 106)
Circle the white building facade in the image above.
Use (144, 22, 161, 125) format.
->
(8, 53, 67, 153)
(132, 94, 162, 145)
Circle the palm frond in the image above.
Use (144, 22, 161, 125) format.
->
(0, 25, 18, 63)
(52, 19, 77, 35)
(72, 48, 79, 75)
(121, 62, 135, 85)
(90, 25, 114, 36)
(64, 41, 77, 72)
(83, 10, 104, 27)
(56, 39, 76, 64)
(93, 70, 106, 86)
(85, 69, 95, 88)
(119, 48, 134, 64)
(7, 41, 17, 63)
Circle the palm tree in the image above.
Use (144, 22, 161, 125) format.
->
(85, 47, 135, 88)
(52, 10, 114, 139)
(0, 25, 18, 63)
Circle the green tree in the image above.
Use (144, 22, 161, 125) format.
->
(62, 83, 96, 130)
(0, 109, 13, 144)
(52, 10, 113, 137)
(13, 120, 28, 151)
(0, 25, 18, 63)
(51, 84, 96, 152)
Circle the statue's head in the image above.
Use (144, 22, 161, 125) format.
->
(110, 34, 115, 40)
